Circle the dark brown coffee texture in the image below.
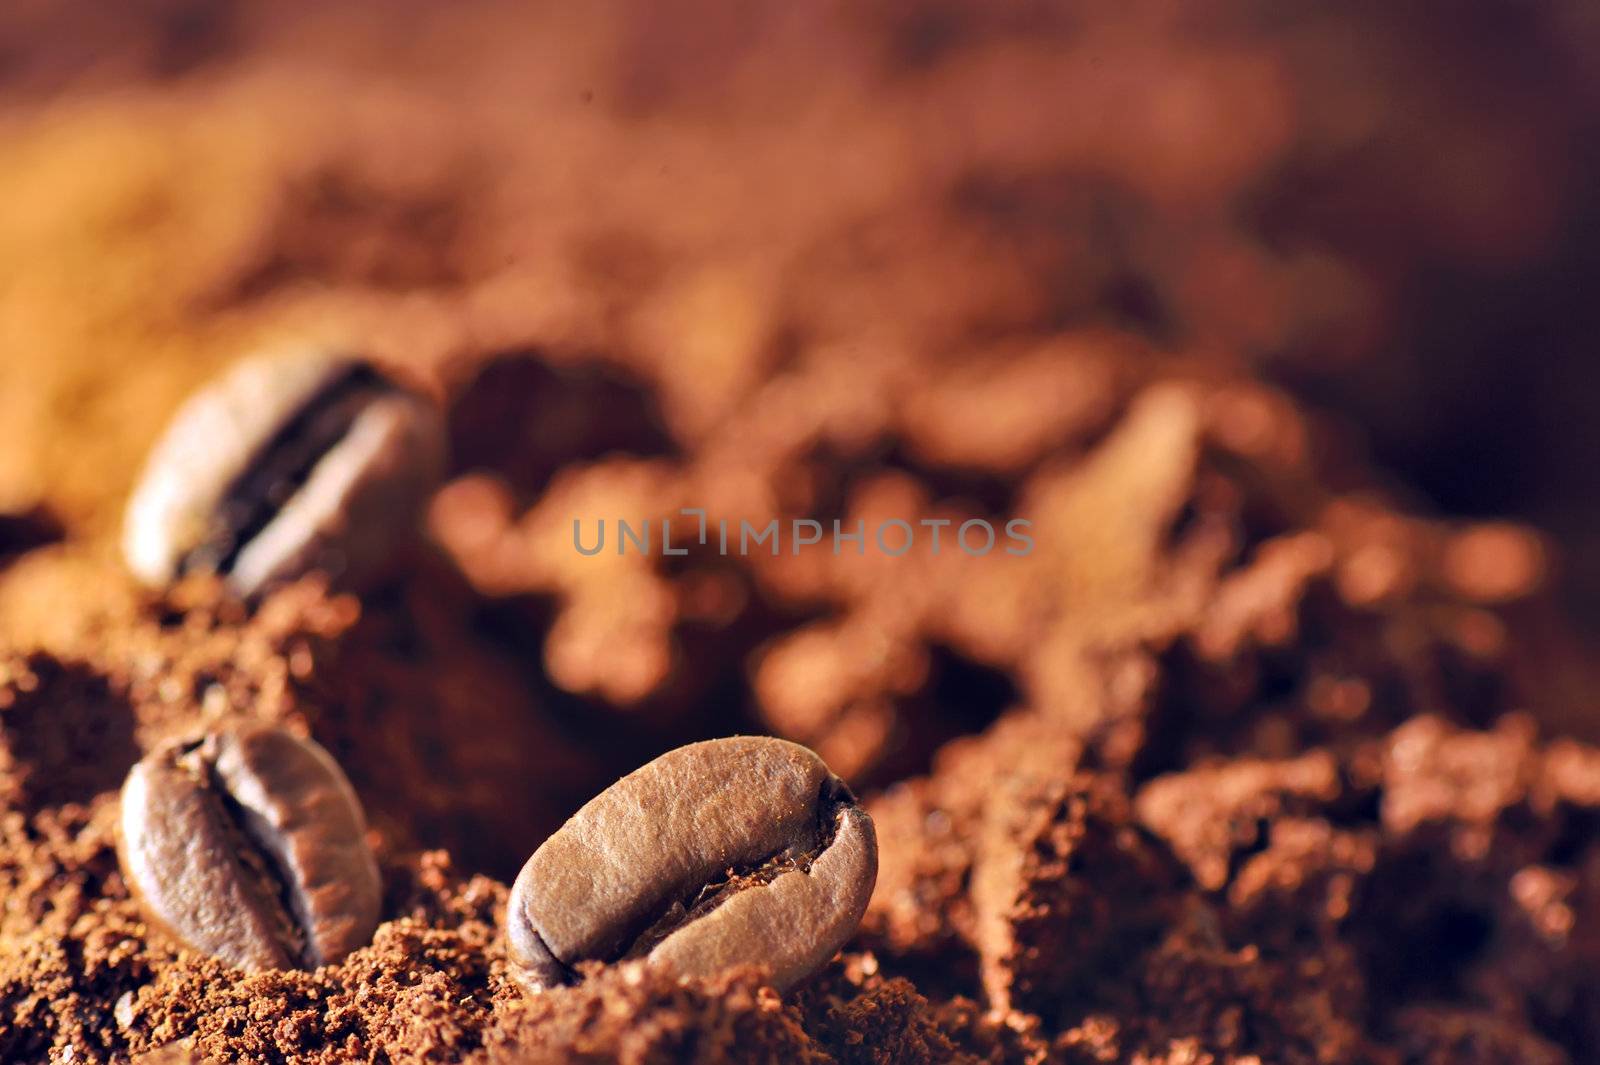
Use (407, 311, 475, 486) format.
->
(1, 3, 1599, 1063)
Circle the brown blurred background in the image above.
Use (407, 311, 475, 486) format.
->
(1, 0, 1598, 627)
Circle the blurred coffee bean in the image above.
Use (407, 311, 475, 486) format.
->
(507, 736, 877, 994)
(117, 723, 381, 970)
(123, 350, 445, 597)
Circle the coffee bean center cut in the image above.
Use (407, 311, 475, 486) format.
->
(181, 362, 388, 577)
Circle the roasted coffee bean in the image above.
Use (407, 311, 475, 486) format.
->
(123, 349, 445, 597)
(118, 723, 381, 970)
(507, 736, 877, 994)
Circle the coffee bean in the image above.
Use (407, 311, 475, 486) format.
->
(123, 349, 445, 598)
(506, 736, 877, 994)
(117, 723, 381, 970)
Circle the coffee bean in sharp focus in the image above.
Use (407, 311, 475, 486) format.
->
(118, 723, 381, 971)
(507, 736, 878, 994)
(122, 349, 446, 598)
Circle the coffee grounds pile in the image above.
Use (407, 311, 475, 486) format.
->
(3, 2, 1600, 1063)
